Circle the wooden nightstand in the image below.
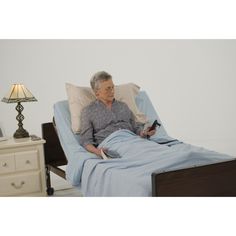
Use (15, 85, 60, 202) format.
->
(0, 137, 46, 196)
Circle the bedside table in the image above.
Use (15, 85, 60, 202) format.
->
(0, 137, 46, 196)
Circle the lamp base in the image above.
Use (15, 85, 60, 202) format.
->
(14, 127, 29, 139)
(13, 102, 30, 139)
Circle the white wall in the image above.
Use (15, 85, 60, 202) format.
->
(0, 40, 235, 156)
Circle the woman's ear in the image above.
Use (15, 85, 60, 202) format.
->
(95, 90, 99, 97)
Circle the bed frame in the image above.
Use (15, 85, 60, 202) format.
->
(42, 122, 67, 196)
(42, 122, 236, 196)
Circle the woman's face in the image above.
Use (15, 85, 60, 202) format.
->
(95, 79, 115, 103)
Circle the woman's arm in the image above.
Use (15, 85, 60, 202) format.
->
(85, 144, 104, 158)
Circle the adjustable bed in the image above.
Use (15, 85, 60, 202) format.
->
(42, 91, 236, 196)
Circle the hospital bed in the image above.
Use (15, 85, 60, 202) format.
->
(42, 91, 236, 196)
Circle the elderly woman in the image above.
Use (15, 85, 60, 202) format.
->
(79, 71, 156, 158)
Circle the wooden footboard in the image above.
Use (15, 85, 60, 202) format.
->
(152, 159, 236, 196)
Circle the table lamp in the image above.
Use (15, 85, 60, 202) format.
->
(1, 84, 37, 138)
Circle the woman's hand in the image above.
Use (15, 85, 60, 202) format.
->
(146, 129, 156, 137)
(140, 128, 156, 138)
(85, 144, 107, 158)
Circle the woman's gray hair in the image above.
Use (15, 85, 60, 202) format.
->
(90, 71, 112, 92)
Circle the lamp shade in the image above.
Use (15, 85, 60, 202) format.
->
(1, 84, 37, 103)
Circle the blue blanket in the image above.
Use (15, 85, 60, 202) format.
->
(78, 129, 234, 196)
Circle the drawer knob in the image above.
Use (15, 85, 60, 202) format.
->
(2, 163, 7, 167)
(11, 181, 25, 189)
(26, 160, 31, 164)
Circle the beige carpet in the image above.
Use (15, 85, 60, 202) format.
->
(50, 167, 83, 197)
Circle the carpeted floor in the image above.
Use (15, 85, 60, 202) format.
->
(49, 167, 83, 197)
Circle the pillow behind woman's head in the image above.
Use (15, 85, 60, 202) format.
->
(66, 83, 147, 134)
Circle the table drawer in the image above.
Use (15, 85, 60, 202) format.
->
(0, 153, 15, 175)
(0, 171, 41, 196)
(15, 150, 39, 171)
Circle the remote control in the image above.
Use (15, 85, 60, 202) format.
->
(103, 149, 121, 159)
(148, 120, 161, 131)
(30, 135, 41, 141)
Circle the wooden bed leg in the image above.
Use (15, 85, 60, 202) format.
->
(46, 165, 54, 196)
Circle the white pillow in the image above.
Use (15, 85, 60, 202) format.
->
(66, 82, 147, 133)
